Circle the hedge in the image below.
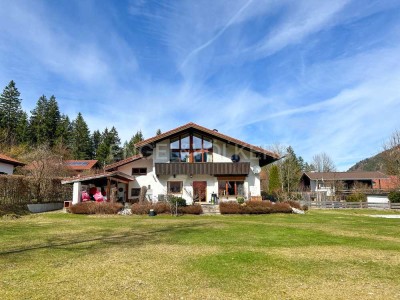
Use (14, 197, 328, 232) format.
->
(0, 175, 72, 205)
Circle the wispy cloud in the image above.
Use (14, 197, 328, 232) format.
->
(1, 0, 400, 170)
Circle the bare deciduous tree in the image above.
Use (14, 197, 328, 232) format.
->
(311, 152, 336, 172)
(382, 129, 400, 176)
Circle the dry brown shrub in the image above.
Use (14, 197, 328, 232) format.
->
(178, 205, 203, 215)
(68, 202, 123, 214)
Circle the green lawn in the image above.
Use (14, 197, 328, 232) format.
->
(1, 210, 400, 299)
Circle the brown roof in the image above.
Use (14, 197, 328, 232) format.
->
(104, 154, 143, 171)
(64, 160, 98, 170)
(135, 122, 280, 161)
(303, 171, 389, 181)
(0, 153, 25, 166)
(61, 171, 135, 184)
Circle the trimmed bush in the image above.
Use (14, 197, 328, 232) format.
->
(178, 205, 203, 215)
(219, 201, 292, 214)
(68, 202, 123, 214)
(237, 197, 245, 204)
(168, 196, 186, 207)
(388, 191, 400, 203)
(346, 193, 366, 202)
(131, 202, 202, 215)
(0, 203, 30, 217)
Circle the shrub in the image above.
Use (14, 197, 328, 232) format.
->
(237, 197, 245, 204)
(130, 203, 153, 215)
(168, 196, 186, 207)
(284, 200, 302, 210)
(263, 193, 277, 202)
(219, 201, 241, 214)
(68, 202, 123, 214)
(346, 192, 366, 202)
(242, 201, 272, 214)
(153, 202, 170, 214)
(178, 205, 203, 215)
(270, 202, 292, 213)
(388, 191, 400, 203)
(219, 200, 292, 214)
(0, 203, 30, 217)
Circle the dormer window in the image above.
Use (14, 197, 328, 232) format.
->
(170, 133, 213, 163)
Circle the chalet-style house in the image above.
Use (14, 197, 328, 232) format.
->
(93, 122, 279, 204)
(0, 153, 25, 175)
(300, 171, 391, 195)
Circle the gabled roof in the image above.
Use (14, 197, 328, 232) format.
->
(104, 154, 143, 171)
(303, 171, 389, 181)
(134, 122, 280, 164)
(64, 160, 98, 170)
(61, 171, 135, 185)
(0, 153, 25, 166)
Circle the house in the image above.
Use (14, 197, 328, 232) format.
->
(0, 153, 25, 175)
(300, 171, 390, 195)
(64, 160, 99, 174)
(100, 122, 279, 204)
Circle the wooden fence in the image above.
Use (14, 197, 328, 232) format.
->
(300, 200, 400, 210)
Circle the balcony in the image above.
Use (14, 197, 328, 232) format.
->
(155, 162, 250, 176)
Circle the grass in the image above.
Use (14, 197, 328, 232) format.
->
(1, 210, 400, 299)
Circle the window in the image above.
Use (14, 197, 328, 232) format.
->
(218, 181, 244, 196)
(170, 133, 213, 162)
(132, 168, 147, 175)
(131, 188, 141, 197)
(168, 181, 183, 193)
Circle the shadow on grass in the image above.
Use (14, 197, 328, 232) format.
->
(0, 222, 211, 256)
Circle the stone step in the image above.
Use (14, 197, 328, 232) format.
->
(201, 204, 221, 215)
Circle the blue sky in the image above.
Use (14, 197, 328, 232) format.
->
(1, 0, 400, 170)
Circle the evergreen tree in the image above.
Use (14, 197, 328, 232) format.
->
(268, 164, 281, 193)
(281, 146, 302, 193)
(91, 130, 102, 159)
(29, 95, 49, 145)
(96, 127, 123, 165)
(71, 113, 92, 159)
(15, 111, 29, 144)
(0, 80, 23, 146)
(45, 95, 61, 146)
(125, 130, 144, 156)
(156, 129, 162, 135)
(55, 114, 72, 148)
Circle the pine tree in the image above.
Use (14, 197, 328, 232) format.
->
(45, 95, 61, 146)
(96, 127, 123, 165)
(71, 113, 92, 160)
(0, 80, 23, 146)
(91, 130, 102, 159)
(15, 111, 29, 144)
(268, 165, 281, 193)
(125, 130, 144, 156)
(156, 129, 162, 135)
(281, 146, 302, 193)
(29, 95, 49, 145)
(55, 114, 72, 148)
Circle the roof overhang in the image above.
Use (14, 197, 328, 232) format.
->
(134, 122, 280, 166)
(61, 171, 135, 185)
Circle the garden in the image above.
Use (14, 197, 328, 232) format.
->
(1, 209, 400, 299)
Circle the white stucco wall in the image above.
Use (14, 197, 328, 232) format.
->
(0, 162, 14, 174)
(116, 137, 263, 203)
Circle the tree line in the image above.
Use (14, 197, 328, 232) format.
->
(0, 80, 161, 167)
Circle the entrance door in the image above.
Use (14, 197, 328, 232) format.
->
(193, 181, 207, 203)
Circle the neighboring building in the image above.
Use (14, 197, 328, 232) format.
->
(300, 171, 390, 195)
(64, 160, 99, 174)
(104, 122, 279, 204)
(0, 153, 25, 175)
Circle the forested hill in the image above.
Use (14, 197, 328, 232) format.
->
(347, 151, 385, 172)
